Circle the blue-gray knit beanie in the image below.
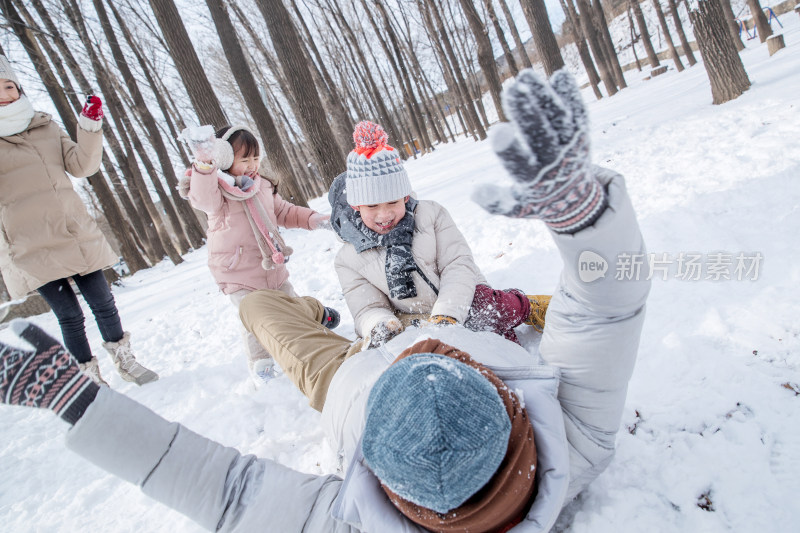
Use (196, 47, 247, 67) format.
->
(362, 353, 511, 514)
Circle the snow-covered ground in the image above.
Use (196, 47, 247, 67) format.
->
(2, 13, 799, 533)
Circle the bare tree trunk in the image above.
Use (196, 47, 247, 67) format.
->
(418, 0, 476, 140)
(519, 0, 566, 76)
(576, 0, 618, 95)
(689, 0, 751, 104)
(147, 0, 228, 126)
(560, 0, 603, 99)
(667, 0, 698, 65)
(389, 4, 449, 144)
(287, 0, 354, 155)
(652, 0, 685, 70)
(628, 6, 643, 71)
(720, 0, 746, 51)
(359, 0, 432, 150)
(254, 0, 347, 187)
(497, 0, 533, 68)
(108, 3, 192, 168)
(424, 0, 486, 139)
(631, 0, 661, 67)
(592, 0, 627, 88)
(321, 0, 406, 151)
(95, 0, 201, 253)
(447, 1, 491, 128)
(481, 0, 518, 76)
(203, 1, 311, 205)
(458, 0, 507, 122)
(745, 0, 772, 43)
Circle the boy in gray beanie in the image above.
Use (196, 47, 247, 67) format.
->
(329, 120, 550, 348)
(0, 69, 648, 532)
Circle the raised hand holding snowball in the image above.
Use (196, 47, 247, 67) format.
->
(179, 125, 217, 165)
(474, 69, 607, 234)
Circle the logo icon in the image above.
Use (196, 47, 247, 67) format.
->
(578, 251, 608, 282)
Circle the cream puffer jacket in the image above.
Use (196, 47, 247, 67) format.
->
(334, 200, 486, 338)
(0, 112, 116, 299)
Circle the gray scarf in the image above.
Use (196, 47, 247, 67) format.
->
(329, 173, 425, 300)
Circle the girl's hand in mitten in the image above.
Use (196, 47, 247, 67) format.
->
(81, 95, 104, 121)
(473, 69, 607, 234)
(309, 213, 331, 231)
(0, 321, 99, 424)
(179, 125, 217, 165)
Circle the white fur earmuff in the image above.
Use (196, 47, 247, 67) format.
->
(214, 126, 255, 171)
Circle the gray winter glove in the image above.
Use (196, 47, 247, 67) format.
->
(473, 69, 607, 234)
(367, 319, 404, 349)
(0, 320, 99, 425)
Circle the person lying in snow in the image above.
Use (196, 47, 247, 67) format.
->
(329, 120, 549, 347)
(0, 69, 649, 532)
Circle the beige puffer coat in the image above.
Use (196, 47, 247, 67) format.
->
(0, 112, 117, 299)
(335, 200, 486, 338)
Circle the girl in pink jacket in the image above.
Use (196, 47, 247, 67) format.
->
(180, 125, 338, 384)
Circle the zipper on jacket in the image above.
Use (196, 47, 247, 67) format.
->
(228, 246, 243, 270)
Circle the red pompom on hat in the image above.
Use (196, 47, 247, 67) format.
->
(346, 121, 411, 205)
(352, 121, 391, 158)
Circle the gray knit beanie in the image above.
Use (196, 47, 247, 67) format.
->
(345, 121, 411, 206)
(0, 56, 20, 88)
(361, 353, 511, 514)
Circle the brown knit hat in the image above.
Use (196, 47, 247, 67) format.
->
(376, 339, 538, 532)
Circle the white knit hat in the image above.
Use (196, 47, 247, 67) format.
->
(346, 121, 411, 206)
(0, 56, 20, 88)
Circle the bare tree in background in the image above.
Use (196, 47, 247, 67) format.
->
(630, 0, 661, 67)
(689, 0, 751, 104)
(720, 0, 746, 51)
(481, 0, 518, 76)
(94, 0, 205, 252)
(458, 0, 507, 121)
(496, 0, 533, 69)
(519, 0, 566, 76)
(148, 0, 228, 127)
(745, 0, 772, 43)
(560, 0, 603, 99)
(204, 0, 312, 204)
(575, 0, 618, 95)
(651, 0, 685, 71)
(667, 0, 697, 65)
(254, 0, 346, 187)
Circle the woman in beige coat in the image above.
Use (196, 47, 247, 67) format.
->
(0, 56, 156, 386)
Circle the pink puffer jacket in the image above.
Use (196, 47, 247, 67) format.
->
(186, 166, 315, 294)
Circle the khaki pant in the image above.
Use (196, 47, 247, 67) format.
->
(239, 289, 360, 411)
(229, 281, 297, 369)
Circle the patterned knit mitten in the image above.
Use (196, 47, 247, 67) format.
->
(0, 321, 99, 425)
(474, 69, 608, 234)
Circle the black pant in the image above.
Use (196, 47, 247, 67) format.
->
(37, 270, 124, 364)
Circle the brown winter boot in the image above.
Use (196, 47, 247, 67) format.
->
(102, 332, 159, 385)
(524, 295, 551, 332)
